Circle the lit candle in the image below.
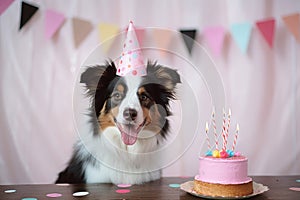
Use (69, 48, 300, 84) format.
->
(232, 123, 239, 152)
(205, 122, 211, 150)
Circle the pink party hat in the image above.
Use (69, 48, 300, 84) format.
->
(117, 21, 146, 76)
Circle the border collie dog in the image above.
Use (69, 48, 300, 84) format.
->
(56, 61, 180, 184)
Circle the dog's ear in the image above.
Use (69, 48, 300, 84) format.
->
(80, 61, 117, 94)
(148, 62, 181, 91)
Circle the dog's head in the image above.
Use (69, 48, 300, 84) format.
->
(80, 61, 180, 145)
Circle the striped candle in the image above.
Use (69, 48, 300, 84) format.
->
(225, 109, 231, 148)
(212, 109, 218, 150)
(232, 123, 239, 151)
(205, 122, 211, 150)
(222, 108, 226, 151)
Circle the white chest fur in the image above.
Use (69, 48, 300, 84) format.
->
(78, 127, 162, 184)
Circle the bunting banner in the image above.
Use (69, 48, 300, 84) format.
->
(8, 1, 300, 55)
(19, 1, 39, 30)
(45, 9, 65, 39)
(98, 23, 119, 53)
(180, 29, 197, 55)
(256, 18, 276, 48)
(203, 26, 225, 57)
(230, 23, 252, 53)
(72, 17, 93, 48)
(0, 0, 14, 16)
(153, 29, 173, 56)
(282, 13, 300, 43)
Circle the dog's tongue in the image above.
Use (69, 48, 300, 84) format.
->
(120, 126, 139, 145)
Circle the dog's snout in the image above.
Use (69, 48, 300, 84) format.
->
(123, 108, 138, 121)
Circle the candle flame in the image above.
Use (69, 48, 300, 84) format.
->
(205, 122, 209, 132)
(236, 123, 240, 131)
(229, 108, 231, 116)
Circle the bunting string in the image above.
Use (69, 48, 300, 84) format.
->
(0, 1, 299, 55)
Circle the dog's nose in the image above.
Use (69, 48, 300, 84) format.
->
(123, 108, 138, 121)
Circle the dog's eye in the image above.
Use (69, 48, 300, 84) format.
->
(139, 94, 149, 101)
(112, 92, 123, 101)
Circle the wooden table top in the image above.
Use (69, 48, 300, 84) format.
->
(1, 176, 300, 199)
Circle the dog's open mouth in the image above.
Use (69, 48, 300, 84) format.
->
(115, 119, 146, 145)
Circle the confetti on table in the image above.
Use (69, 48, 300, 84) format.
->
(46, 193, 62, 198)
(179, 176, 190, 179)
(289, 187, 300, 192)
(56, 183, 70, 186)
(116, 189, 131, 194)
(4, 189, 16, 193)
(21, 198, 38, 200)
(168, 183, 181, 188)
(117, 184, 132, 188)
(296, 180, 300, 183)
(73, 191, 89, 197)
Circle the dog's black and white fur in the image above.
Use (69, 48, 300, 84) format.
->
(56, 61, 180, 184)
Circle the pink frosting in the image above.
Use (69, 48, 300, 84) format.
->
(195, 156, 252, 184)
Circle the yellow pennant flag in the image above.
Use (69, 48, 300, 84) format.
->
(98, 23, 119, 53)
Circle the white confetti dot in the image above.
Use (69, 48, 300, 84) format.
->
(4, 189, 16, 193)
(73, 191, 89, 197)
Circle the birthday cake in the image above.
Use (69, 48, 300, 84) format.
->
(193, 109, 253, 197)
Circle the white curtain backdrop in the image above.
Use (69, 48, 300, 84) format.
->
(0, 0, 299, 184)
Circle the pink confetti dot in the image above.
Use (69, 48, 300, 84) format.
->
(46, 193, 62, 198)
(132, 70, 137, 76)
(289, 187, 300, 192)
(117, 184, 132, 188)
(129, 40, 132, 43)
(116, 189, 130, 194)
(179, 176, 190, 179)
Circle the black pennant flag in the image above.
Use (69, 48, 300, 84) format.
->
(19, 1, 39, 30)
(180, 29, 197, 55)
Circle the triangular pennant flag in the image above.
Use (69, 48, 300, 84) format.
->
(153, 29, 173, 56)
(256, 18, 275, 48)
(0, 0, 14, 16)
(98, 23, 119, 53)
(203, 26, 225, 57)
(45, 9, 65, 39)
(180, 29, 197, 55)
(72, 17, 93, 48)
(282, 13, 300, 43)
(19, 1, 39, 30)
(230, 22, 252, 53)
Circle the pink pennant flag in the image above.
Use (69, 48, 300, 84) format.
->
(203, 26, 226, 57)
(256, 18, 275, 48)
(282, 13, 300, 43)
(117, 21, 146, 77)
(45, 9, 65, 39)
(0, 0, 14, 16)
